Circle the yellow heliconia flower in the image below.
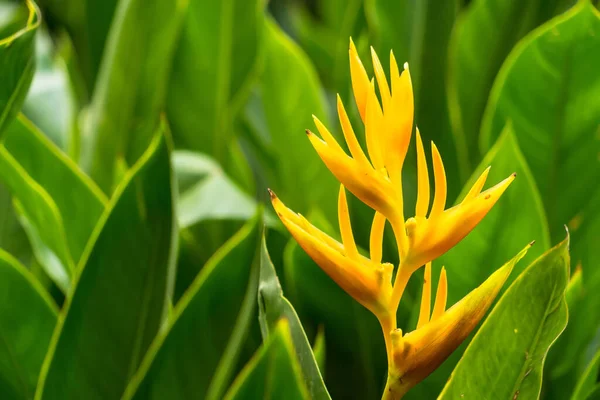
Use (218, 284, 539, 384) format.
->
(269, 39, 524, 399)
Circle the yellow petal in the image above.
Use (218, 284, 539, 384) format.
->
(462, 166, 490, 203)
(370, 211, 386, 264)
(337, 95, 371, 169)
(415, 128, 430, 218)
(386, 244, 531, 397)
(270, 189, 391, 314)
(385, 62, 413, 183)
(416, 262, 432, 329)
(366, 79, 385, 170)
(431, 267, 447, 321)
(371, 46, 391, 111)
(405, 173, 516, 269)
(338, 185, 359, 261)
(306, 129, 400, 221)
(429, 142, 447, 218)
(349, 38, 370, 122)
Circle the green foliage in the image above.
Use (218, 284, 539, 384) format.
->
(0, 0, 598, 399)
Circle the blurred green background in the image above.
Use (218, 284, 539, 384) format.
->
(0, 0, 599, 398)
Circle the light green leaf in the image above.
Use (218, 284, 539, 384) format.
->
(480, 2, 600, 236)
(36, 126, 177, 399)
(81, 0, 187, 192)
(0, 115, 107, 291)
(173, 151, 275, 228)
(448, 0, 573, 170)
(571, 349, 600, 400)
(22, 29, 76, 152)
(439, 235, 570, 400)
(0, 0, 39, 136)
(0, 249, 57, 400)
(223, 320, 310, 400)
(258, 234, 330, 400)
(312, 327, 326, 375)
(252, 19, 337, 219)
(122, 214, 262, 400)
(166, 0, 264, 163)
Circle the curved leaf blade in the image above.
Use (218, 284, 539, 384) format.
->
(439, 235, 570, 400)
(0, 249, 56, 400)
(0, 0, 40, 136)
(123, 214, 262, 400)
(258, 234, 330, 400)
(36, 126, 177, 399)
(223, 320, 309, 400)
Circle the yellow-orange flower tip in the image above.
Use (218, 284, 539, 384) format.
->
(270, 191, 393, 316)
(384, 245, 530, 398)
(403, 172, 517, 270)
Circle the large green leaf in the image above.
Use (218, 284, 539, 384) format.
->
(0, 249, 57, 400)
(0, 0, 39, 136)
(223, 320, 309, 400)
(439, 235, 570, 399)
(122, 214, 262, 400)
(36, 127, 177, 399)
(258, 234, 330, 400)
(81, 0, 187, 192)
(166, 0, 264, 163)
(408, 124, 550, 398)
(448, 0, 573, 170)
(0, 115, 107, 291)
(480, 2, 600, 238)
(253, 19, 336, 219)
(571, 349, 600, 400)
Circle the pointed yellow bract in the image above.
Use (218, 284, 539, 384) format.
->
(270, 40, 524, 400)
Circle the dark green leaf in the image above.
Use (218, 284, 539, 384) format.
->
(122, 214, 262, 400)
(254, 19, 337, 219)
(36, 126, 177, 399)
(258, 234, 330, 400)
(480, 2, 600, 237)
(223, 320, 309, 400)
(439, 235, 570, 399)
(0, 0, 39, 136)
(81, 0, 187, 192)
(448, 0, 572, 170)
(0, 249, 56, 400)
(167, 0, 264, 163)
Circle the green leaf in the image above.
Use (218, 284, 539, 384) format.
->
(253, 19, 337, 219)
(0, 249, 57, 400)
(408, 123, 550, 398)
(571, 348, 600, 400)
(173, 151, 275, 228)
(480, 2, 600, 237)
(81, 0, 187, 192)
(5, 115, 107, 263)
(312, 327, 326, 374)
(166, 0, 264, 163)
(0, 115, 107, 291)
(122, 214, 262, 400)
(223, 320, 310, 400)
(448, 0, 572, 170)
(0, 0, 39, 137)
(258, 234, 330, 400)
(22, 28, 76, 152)
(439, 235, 570, 400)
(36, 126, 177, 399)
